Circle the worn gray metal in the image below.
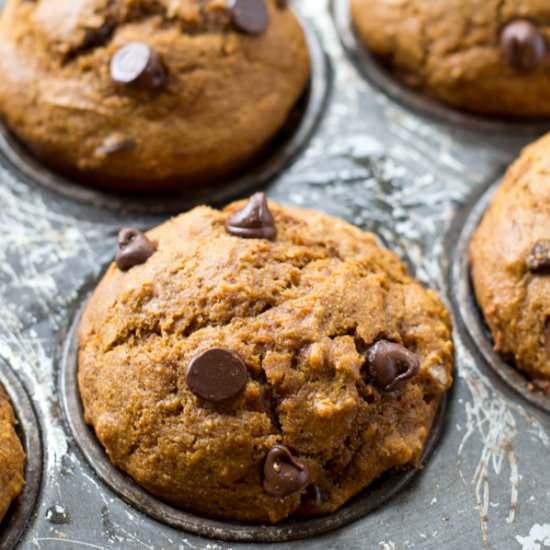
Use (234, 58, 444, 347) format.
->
(1, 0, 550, 549)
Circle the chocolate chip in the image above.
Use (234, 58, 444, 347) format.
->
(186, 348, 248, 402)
(366, 340, 420, 392)
(263, 445, 309, 497)
(275, 0, 287, 8)
(110, 42, 167, 91)
(115, 228, 156, 271)
(229, 0, 269, 35)
(225, 193, 277, 240)
(526, 240, 550, 273)
(500, 19, 547, 71)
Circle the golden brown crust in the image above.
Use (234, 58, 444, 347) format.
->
(471, 133, 550, 383)
(78, 200, 453, 523)
(351, 0, 550, 117)
(0, 385, 25, 523)
(0, 0, 310, 191)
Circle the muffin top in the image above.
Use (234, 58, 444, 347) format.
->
(0, 385, 25, 523)
(0, 0, 310, 191)
(351, 0, 550, 117)
(471, 133, 550, 388)
(78, 195, 453, 523)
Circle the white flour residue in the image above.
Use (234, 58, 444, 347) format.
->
(516, 524, 550, 550)
(0, 167, 108, 471)
(458, 344, 549, 547)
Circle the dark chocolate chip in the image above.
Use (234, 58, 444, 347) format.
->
(366, 340, 420, 392)
(225, 192, 277, 240)
(115, 228, 156, 271)
(263, 445, 309, 497)
(526, 240, 550, 273)
(275, 0, 288, 8)
(500, 19, 547, 71)
(110, 42, 167, 91)
(229, 0, 269, 35)
(186, 348, 248, 402)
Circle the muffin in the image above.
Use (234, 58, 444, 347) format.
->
(78, 193, 454, 523)
(351, 0, 550, 118)
(0, 384, 25, 523)
(0, 0, 310, 192)
(471, 134, 550, 391)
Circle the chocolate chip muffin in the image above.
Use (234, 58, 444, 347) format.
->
(0, 384, 25, 523)
(0, 0, 310, 192)
(471, 134, 550, 391)
(351, 0, 550, 117)
(78, 194, 454, 523)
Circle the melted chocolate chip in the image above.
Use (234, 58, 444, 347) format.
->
(225, 193, 277, 240)
(186, 348, 248, 402)
(500, 19, 547, 71)
(263, 445, 309, 497)
(110, 42, 167, 91)
(366, 340, 420, 392)
(526, 240, 550, 273)
(229, 0, 269, 35)
(115, 228, 156, 271)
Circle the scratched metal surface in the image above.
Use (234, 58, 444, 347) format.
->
(1, 1, 550, 549)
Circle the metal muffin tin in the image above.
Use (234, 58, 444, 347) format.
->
(451, 180, 550, 415)
(60, 300, 448, 543)
(332, 0, 550, 135)
(3, 0, 550, 548)
(0, 11, 331, 216)
(0, 364, 42, 550)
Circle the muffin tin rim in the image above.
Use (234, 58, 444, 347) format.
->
(0, 364, 43, 550)
(60, 297, 449, 543)
(451, 178, 550, 414)
(0, 6, 332, 216)
(331, 0, 550, 136)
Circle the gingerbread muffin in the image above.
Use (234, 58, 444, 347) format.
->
(0, 0, 310, 192)
(78, 194, 453, 523)
(351, 0, 550, 118)
(471, 134, 550, 390)
(0, 384, 25, 523)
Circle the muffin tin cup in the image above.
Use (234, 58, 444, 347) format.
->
(331, 0, 550, 135)
(0, 11, 331, 216)
(0, 364, 42, 550)
(61, 299, 448, 543)
(451, 179, 550, 414)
